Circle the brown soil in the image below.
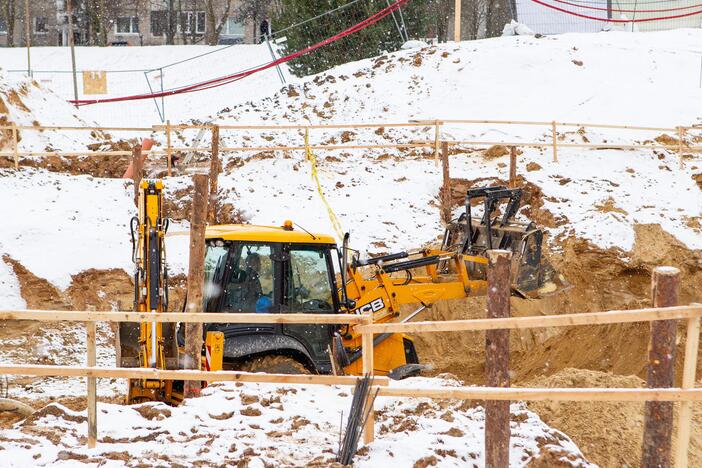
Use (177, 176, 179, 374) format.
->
(525, 368, 702, 467)
(483, 145, 510, 159)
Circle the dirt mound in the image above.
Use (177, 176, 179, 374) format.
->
(525, 369, 645, 467)
(412, 223, 702, 385)
(525, 368, 702, 467)
(3, 256, 68, 310)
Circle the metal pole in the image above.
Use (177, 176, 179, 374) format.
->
(67, 0, 79, 105)
(24, 0, 30, 77)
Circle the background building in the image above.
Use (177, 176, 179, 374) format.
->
(0, 0, 262, 47)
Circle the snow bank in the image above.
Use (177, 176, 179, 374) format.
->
(182, 29, 702, 254)
(0, 43, 292, 127)
(0, 377, 594, 467)
(0, 168, 189, 291)
(0, 70, 102, 153)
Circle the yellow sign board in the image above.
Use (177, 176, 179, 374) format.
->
(82, 71, 107, 95)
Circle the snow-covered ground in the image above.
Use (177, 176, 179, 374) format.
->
(1, 30, 701, 302)
(0, 43, 291, 127)
(0, 377, 595, 467)
(0, 168, 189, 291)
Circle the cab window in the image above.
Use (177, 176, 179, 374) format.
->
(222, 244, 274, 313)
(286, 248, 334, 313)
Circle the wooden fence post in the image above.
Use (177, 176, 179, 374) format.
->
(674, 310, 700, 468)
(184, 174, 209, 398)
(454, 0, 462, 42)
(434, 120, 442, 164)
(551, 121, 558, 163)
(132, 144, 143, 207)
(642, 266, 680, 468)
(166, 120, 172, 176)
(509, 146, 517, 188)
(485, 249, 511, 468)
(208, 125, 220, 224)
(440, 141, 451, 224)
(362, 314, 375, 445)
(677, 126, 685, 170)
(86, 318, 97, 448)
(11, 123, 19, 170)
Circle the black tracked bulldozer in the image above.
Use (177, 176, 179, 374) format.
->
(441, 186, 569, 298)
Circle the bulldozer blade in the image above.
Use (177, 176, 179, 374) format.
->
(511, 253, 571, 299)
(441, 185, 570, 299)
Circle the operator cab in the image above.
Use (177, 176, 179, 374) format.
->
(199, 222, 344, 372)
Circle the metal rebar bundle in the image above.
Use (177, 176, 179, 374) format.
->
(337, 374, 378, 465)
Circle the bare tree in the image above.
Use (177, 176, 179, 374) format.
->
(0, 0, 16, 47)
(234, 0, 271, 42)
(204, 0, 233, 45)
(463, 0, 487, 40)
(435, 0, 451, 43)
(485, 0, 513, 37)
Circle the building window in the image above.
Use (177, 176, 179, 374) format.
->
(116, 17, 139, 34)
(224, 17, 244, 37)
(181, 11, 205, 34)
(34, 17, 49, 34)
(0, 17, 7, 34)
(151, 10, 167, 37)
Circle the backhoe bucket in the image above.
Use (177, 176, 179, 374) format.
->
(441, 186, 569, 298)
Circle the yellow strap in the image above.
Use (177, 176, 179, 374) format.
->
(305, 128, 344, 241)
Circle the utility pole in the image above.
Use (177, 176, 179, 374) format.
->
(454, 0, 461, 42)
(24, 0, 30, 77)
(67, 0, 79, 105)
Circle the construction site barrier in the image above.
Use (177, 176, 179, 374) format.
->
(1, 119, 699, 175)
(1, 296, 700, 465)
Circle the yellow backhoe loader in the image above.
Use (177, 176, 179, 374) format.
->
(119, 181, 565, 404)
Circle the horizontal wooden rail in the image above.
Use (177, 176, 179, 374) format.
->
(0, 310, 368, 325)
(445, 140, 699, 152)
(375, 386, 702, 402)
(153, 122, 430, 131)
(0, 125, 154, 132)
(219, 143, 432, 152)
(356, 305, 702, 334)
(0, 364, 389, 386)
(435, 119, 678, 133)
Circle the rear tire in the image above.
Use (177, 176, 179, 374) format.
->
(239, 355, 311, 375)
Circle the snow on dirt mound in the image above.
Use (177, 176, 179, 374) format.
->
(0, 71, 102, 153)
(0, 168, 189, 302)
(185, 29, 702, 254)
(0, 377, 595, 467)
(214, 29, 702, 127)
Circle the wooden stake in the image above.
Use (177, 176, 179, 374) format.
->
(642, 266, 680, 468)
(208, 125, 220, 224)
(509, 146, 517, 188)
(166, 120, 172, 176)
(485, 250, 512, 468)
(86, 320, 97, 448)
(433, 120, 441, 165)
(677, 126, 685, 170)
(551, 121, 558, 162)
(674, 314, 700, 468)
(362, 315, 375, 444)
(131, 144, 143, 207)
(11, 123, 19, 170)
(440, 141, 451, 224)
(454, 0, 462, 42)
(184, 174, 209, 398)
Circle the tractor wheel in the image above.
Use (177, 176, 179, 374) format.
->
(240, 355, 311, 375)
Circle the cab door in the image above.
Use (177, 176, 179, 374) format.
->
(281, 245, 338, 371)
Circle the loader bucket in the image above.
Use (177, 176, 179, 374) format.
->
(441, 186, 569, 298)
